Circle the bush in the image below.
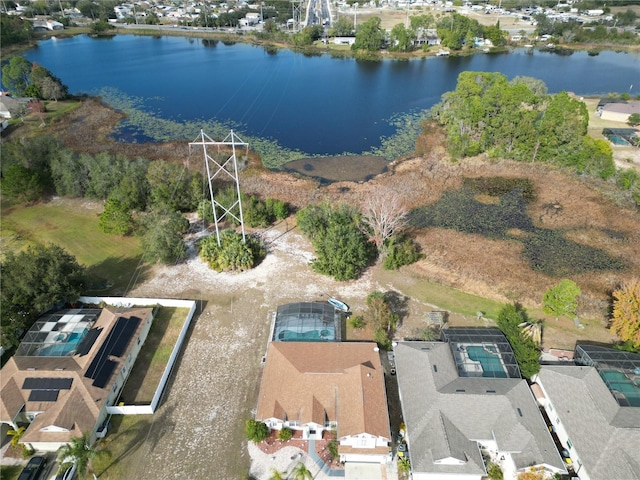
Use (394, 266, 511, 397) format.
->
(487, 462, 504, 480)
(496, 304, 540, 379)
(278, 427, 293, 441)
(374, 328, 392, 350)
(245, 420, 270, 443)
(199, 230, 266, 272)
(266, 198, 289, 220)
(327, 439, 338, 459)
(383, 235, 423, 270)
(349, 316, 366, 329)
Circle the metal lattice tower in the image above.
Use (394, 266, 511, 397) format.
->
(291, 0, 303, 31)
(189, 129, 249, 245)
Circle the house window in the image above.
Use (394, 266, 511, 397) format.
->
(137, 337, 141, 345)
(567, 438, 573, 449)
(556, 417, 561, 425)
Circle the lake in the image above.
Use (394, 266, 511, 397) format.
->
(22, 34, 640, 157)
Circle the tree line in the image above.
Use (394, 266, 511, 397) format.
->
(431, 72, 640, 206)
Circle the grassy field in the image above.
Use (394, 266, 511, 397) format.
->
(120, 307, 190, 404)
(0, 198, 145, 294)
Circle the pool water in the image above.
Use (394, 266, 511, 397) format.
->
(277, 329, 334, 341)
(600, 369, 640, 407)
(467, 346, 508, 378)
(38, 330, 87, 356)
(607, 135, 630, 145)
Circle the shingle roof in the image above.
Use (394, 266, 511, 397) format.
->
(0, 307, 152, 446)
(395, 341, 565, 476)
(536, 365, 640, 479)
(256, 342, 390, 440)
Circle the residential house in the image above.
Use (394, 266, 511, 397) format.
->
(394, 328, 566, 480)
(256, 342, 391, 464)
(598, 99, 640, 123)
(531, 345, 640, 480)
(0, 307, 154, 451)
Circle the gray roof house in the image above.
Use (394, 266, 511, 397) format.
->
(394, 332, 566, 480)
(531, 345, 640, 480)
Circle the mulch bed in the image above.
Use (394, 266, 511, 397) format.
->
(257, 430, 344, 470)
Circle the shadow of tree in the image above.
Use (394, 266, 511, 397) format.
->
(385, 290, 410, 328)
(85, 255, 149, 295)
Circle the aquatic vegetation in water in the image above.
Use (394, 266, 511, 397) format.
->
(96, 87, 427, 169)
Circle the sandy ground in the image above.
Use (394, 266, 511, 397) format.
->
(96, 224, 393, 479)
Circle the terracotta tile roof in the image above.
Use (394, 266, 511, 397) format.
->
(256, 342, 390, 439)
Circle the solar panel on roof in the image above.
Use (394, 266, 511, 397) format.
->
(109, 316, 141, 357)
(29, 389, 59, 402)
(23, 377, 73, 390)
(76, 327, 102, 356)
(92, 359, 117, 388)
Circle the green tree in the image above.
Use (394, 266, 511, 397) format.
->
(1, 244, 86, 348)
(108, 159, 150, 211)
(366, 291, 396, 332)
(330, 16, 354, 37)
(496, 303, 540, 378)
(57, 432, 109, 479)
(147, 161, 201, 212)
(543, 279, 581, 321)
(245, 420, 270, 443)
(390, 23, 415, 52)
(0, 164, 44, 203)
(1, 56, 32, 96)
(487, 462, 504, 480)
(140, 211, 189, 264)
(98, 199, 135, 236)
(297, 203, 376, 281)
(278, 427, 293, 441)
(628, 113, 640, 127)
(352, 17, 384, 52)
(0, 13, 34, 46)
(609, 279, 640, 349)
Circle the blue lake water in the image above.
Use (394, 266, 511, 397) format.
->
(20, 35, 640, 155)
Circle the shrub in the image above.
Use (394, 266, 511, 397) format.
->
(199, 230, 266, 272)
(349, 316, 366, 329)
(383, 235, 423, 270)
(245, 420, 270, 443)
(266, 198, 289, 220)
(496, 304, 540, 379)
(487, 462, 504, 480)
(278, 427, 293, 441)
(374, 327, 392, 350)
(327, 439, 339, 459)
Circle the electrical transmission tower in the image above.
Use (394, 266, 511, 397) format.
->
(291, 0, 304, 31)
(189, 129, 249, 246)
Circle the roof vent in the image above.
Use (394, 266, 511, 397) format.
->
(433, 365, 438, 372)
(517, 408, 523, 417)
(486, 389, 496, 393)
(455, 389, 466, 393)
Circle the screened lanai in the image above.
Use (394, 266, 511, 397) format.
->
(272, 302, 342, 342)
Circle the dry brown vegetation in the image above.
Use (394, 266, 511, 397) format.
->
(19, 99, 640, 321)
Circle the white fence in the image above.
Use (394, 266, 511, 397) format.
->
(80, 296, 197, 415)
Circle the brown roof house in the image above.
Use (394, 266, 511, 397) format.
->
(256, 342, 391, 464)
(598, 100, 640, 123)
(0, 306, 154, 451)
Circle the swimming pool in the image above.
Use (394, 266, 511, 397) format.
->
(600, 369, 640, 407)
(467, 346, 508, 378)
(38, 330, 87, 356)
(277, 329, 334, 341)
(607, 134, 630, 146)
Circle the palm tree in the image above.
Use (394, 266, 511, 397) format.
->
(289, 461, 313, 480)
(57, 432, 109, 479)
(7, 426, 26, 448)
(268, 469, 286, 480)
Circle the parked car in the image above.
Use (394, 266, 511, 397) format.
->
(18, 456, 47, 480)
(54, 462, 77, 480)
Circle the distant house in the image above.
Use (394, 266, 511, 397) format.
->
(599, 100, 640, 123)
(531, 345, 640, 480)
(333, 36, 356, 46)
(394, 328, 566, 480)
(256, 342, 391, 464)
(46, 20, 64, 30)
(0, 307, 154, 451)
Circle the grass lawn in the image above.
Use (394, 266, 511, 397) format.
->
(120, 307, 190, 404)
(0, 199, 145, 293)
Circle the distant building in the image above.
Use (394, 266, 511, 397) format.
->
(599, 100, 640, 123)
